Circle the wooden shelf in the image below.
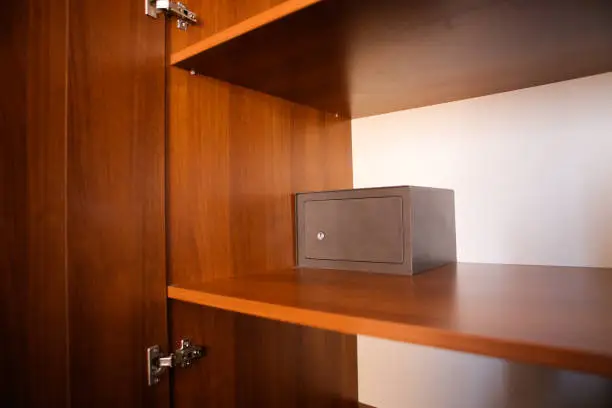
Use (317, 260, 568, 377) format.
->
(168, 263, 612, 377)
(171, 0, 612, 118)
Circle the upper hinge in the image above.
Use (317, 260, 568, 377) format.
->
(147, 338, 205, 386)
(145, 1, 197, 31)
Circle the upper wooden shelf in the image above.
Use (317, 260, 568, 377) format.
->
(168, 263, 612, 378)
(171, 0, 612, 118)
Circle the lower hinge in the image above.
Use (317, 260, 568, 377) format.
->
(147, 338, 205, 386)
(145, 1, 197, 31)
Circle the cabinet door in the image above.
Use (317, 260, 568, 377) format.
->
(1, 0, 169, 407)
(66, 0, 169, 406)
(67, 0, 169, 407)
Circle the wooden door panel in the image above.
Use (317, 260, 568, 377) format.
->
(0, 2, 29, 406)
(1, 1, 70, 406)
(67, 0, 168, 406)
(26, 0, 70, 406)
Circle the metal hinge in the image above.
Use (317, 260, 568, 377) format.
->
(145, 1, 197, 31)
(147, 338, 205, 386)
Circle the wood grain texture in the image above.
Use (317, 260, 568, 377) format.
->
(173, 0, 612, 117)
(167, 67, 355, 405)
(26, 0, 70, 406)
(169, 0, 293, 54)
(170, 301, 237, 408)
(67, 0, 168, 406)
(1, 1, 70, 406)
(170, 300, 358, 408)
(0, 2, 29, 405)
(168, 69, 352, 285)
(234, 311, 357, 408)
(169, 263, 612, 377)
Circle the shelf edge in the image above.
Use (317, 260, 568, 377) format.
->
(167, 285, 612, 378)
(170, 0, 323, 66)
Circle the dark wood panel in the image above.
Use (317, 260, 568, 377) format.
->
(1, 1, 70, 406)
(67, 0, 168, 406)
(169, 0, 292, 53)
(174, 0, 612, 117)
(169, 263, 612, 378)
(234, 311, 357, 408)
(0, 2, 29, 406)
(170, 301, 237, 408)
(26, 0, 70, 406)
(170, 300, 358, 408)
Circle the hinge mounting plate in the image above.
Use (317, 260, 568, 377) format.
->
(147, 339, 205, 386)
(145, 1, 197, 31)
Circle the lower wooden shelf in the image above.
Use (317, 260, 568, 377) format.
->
(168, 263, 612, 377)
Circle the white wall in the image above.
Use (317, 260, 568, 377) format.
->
(352, 73, 612, 408)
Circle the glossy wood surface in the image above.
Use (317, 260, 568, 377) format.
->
(167, 66, 355, 405)
(169, 263, 612, 377)
(1, 1, 70, 406)
(26, 0, 70, 406)
(173, 0, 612, 117)
(67, 0, 169, 406)
(0, 2, 29, 405)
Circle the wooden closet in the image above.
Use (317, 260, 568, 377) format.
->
(1, 0, 611, 407)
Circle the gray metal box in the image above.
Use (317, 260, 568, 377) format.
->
(296, 186, 456, 275)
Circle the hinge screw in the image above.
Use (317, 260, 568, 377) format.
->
(190, 70, 196, 76)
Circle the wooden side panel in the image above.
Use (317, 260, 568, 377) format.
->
(169, 70, 352, 285)
(170, 301, 358, 408)
(168, 74, 232, 285)
(26, 0, 70, 406)
(169, 0, 289, 53)
(168, 68, 355, 407)
(0, 2, 29, 406)
(67, 1, 168, 407)
(234, 313, 357, 408)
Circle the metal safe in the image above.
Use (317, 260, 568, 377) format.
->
(296, 186, 457, 275)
